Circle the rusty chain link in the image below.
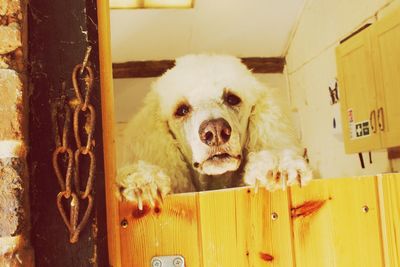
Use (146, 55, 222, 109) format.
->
(52, 62, 96, 243)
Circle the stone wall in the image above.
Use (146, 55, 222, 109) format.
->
(0, 0, 34, 266)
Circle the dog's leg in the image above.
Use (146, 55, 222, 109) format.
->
(116, 160, 172, 209)
(243, 150, 312, 190)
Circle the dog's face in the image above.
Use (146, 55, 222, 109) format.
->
(168, 88, 253, 176)
(154, 55, 263, 175)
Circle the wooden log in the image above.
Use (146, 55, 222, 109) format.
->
(112, 57, 285, 78)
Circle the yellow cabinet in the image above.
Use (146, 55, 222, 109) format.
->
(336, 8, 400, 153)
(336, 27, 380, 153)
(371, 9, 400, 149)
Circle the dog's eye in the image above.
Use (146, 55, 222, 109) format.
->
(174, 104, 191, 117)
(225, 93, 241, 106)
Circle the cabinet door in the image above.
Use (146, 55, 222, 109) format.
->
(336, 28, 381, 153)
(371, 8, 400, 148)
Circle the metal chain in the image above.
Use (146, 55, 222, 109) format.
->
(52, 62, 96, 243)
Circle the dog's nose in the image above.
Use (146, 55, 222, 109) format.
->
(199, 118, 231, 146)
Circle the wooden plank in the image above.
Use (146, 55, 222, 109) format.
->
(290, 177, 384, 267)
(119, 193, 201, 266)
(235, 187, 294, 267)
(112, 57, 285, 78)
(97, 0, 121, 266)
(377, 173, 400, 267)
(113, 60, 175, 78)
(241, 57, 285, 73)
(198, 189, 240, 266)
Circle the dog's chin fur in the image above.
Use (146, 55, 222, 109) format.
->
(198, 157, 241, 175)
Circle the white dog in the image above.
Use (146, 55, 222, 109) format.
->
(117, 54, 312, 208)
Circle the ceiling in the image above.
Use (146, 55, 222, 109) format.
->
(110, 0, 305, 62)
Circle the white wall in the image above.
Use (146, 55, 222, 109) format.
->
(285, 0, 400, 178)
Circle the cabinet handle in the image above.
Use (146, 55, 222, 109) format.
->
(370, 110, 377, 133)
(378, 107, 385, 131)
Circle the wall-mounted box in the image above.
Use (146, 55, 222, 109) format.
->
(336, 7, 400, 153)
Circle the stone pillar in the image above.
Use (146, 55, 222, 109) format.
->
(0, 0, 34, 266)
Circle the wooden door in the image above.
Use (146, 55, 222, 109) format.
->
(291, 177, 384, 267)
(118, 188, 294, 267)
(378, 174, 400, 267)
(371, 8, 400, 148)
(336, 27, 381, 153)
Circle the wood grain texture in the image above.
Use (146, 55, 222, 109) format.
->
(119, 193, 201, 267)
(97, 0, 121, 266)
(116, 176, 400, 266)
(198, 189, 239, 266)
(235, 187, 294, 267)
(118, 187, 295, 266)
(112, 57, 285, 78)
(290, 177, 384, 267)
(377, 173, 400, 267)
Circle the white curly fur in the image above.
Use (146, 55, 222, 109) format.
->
(117, 54, 312, 206)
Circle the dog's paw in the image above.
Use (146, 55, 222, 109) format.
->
(279, 149, 312, 187)
(116, 161, 171, 210)
(243, 150, 312, 191)
(243, 151, 281, 190)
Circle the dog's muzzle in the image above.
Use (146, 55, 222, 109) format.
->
(198, 118, 231, 146)
(193, 118, 241, 175)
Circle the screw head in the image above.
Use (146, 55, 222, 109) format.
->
(120, 219, 128, 228)
(173, 257, 183, 266)
(362, 205, 369, 213)
(271, 212, 278, 220)
(152, 259, 162, 267)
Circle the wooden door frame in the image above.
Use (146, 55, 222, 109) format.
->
(28, 0, 109, 265)
(96, 1, 121, 266)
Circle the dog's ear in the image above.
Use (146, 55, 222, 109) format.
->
(121, 91, 192, 191)
(246, 88, 300, 153)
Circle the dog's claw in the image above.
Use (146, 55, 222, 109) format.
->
(282, 171, 287, 191)
(254, 179, 260, 194)
(137, 195, 143, 211)
(157, 189, 164, 204)
(116, 161, 172, 211)
(147, 192, 155, 208)
(297, 171, 302, 188)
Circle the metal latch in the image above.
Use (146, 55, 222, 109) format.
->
(151, 255, 185, 267)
